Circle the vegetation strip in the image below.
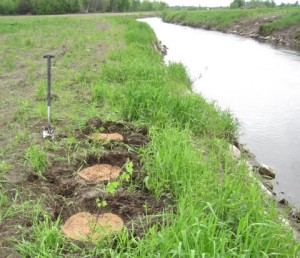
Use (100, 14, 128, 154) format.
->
(0, 14, 299, 256)
(162, 6, 300, 51)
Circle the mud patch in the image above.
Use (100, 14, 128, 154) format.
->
(62, 212, 123, 242)
(78, 164, 122, 183)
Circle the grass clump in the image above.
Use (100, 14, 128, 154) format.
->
(25, 145, 48, 174)
(130, 128, 298, 256)
(17, 215, 78, 257)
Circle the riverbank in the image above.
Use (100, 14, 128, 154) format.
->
(0, 14, 299, 256)
(162, 7, 300, 51)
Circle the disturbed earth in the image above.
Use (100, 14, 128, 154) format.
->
(0, 118, 173, 256)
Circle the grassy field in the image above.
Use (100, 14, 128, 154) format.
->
(0, 14, 299, 257)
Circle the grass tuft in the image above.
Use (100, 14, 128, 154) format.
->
(25, 145, 48, 174)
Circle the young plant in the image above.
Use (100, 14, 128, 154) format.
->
(95, 197, 108, 222)
(106, 181, 120, 195)
(106, 160, 134, 195)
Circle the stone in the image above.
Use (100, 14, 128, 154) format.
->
(262, 180, 273, 191)
(229, 144, 241, 159)
(258, 164, 276, 179)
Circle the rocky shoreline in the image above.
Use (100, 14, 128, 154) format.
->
(226, 20, 300, 52)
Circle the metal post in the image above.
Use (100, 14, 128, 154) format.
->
(42, 54, 55, 139)
(43, 54, 54, 125)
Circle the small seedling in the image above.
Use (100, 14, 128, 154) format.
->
(99, 127, 105, 133)
(95, 198, 107, 222)
(106, 160, 133, 194)
(125, 160, 133, 176)
(96, 198, 107, 209)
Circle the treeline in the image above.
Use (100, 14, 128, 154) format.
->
(230, 0, 299, 8)
(0, 0, 168, 15)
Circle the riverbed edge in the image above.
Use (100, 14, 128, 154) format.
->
(161, 10, 300, 52)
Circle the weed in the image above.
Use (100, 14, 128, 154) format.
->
(102, 161, 134, 196)
(17, 215, 78, 257)
(13, 99, 31, 122)
(25, 145, 48, 175)
(35, 80, 47, 100)
(0, 161, 12, 178)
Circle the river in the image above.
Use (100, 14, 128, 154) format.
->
(139, 17, 300, 209)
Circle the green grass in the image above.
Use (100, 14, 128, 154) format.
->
(259, 9, 300, 35)
(25, 145, 48, 174)
(162, 7, 300, 35)
(0, 13, 299, 257)
(163, 8, 250, 29)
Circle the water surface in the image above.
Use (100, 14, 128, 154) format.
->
(140, 17, 300, 208)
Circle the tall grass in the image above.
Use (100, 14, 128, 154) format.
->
(89, 17, 299, 256)
(25, 144, 48, 174)
(135, 128, 299, 256)
(259, 9, 300, 35)
(93, 18, 238, 141)
(163, 9, 249, 29)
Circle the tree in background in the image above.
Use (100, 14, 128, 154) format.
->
(0, 0, 168, 15)
(17, 0, 31, 14)
(230, 0, 277, 8)
(230, 0, 245, 8)
(246, 0, 275, 8)
(0, 0, 17, 14)
(131, 0, 140, 11)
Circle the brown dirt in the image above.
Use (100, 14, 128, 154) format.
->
(62, 212, 124, 242)
(78, 164, 122, 183)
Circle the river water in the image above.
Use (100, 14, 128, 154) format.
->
(140, 17, 300, 208)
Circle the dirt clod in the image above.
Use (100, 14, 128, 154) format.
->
(78, 164, 122, 183)
(62, 212, 124, 242)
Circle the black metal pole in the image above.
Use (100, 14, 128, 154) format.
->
(43, 54, 54, 125)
